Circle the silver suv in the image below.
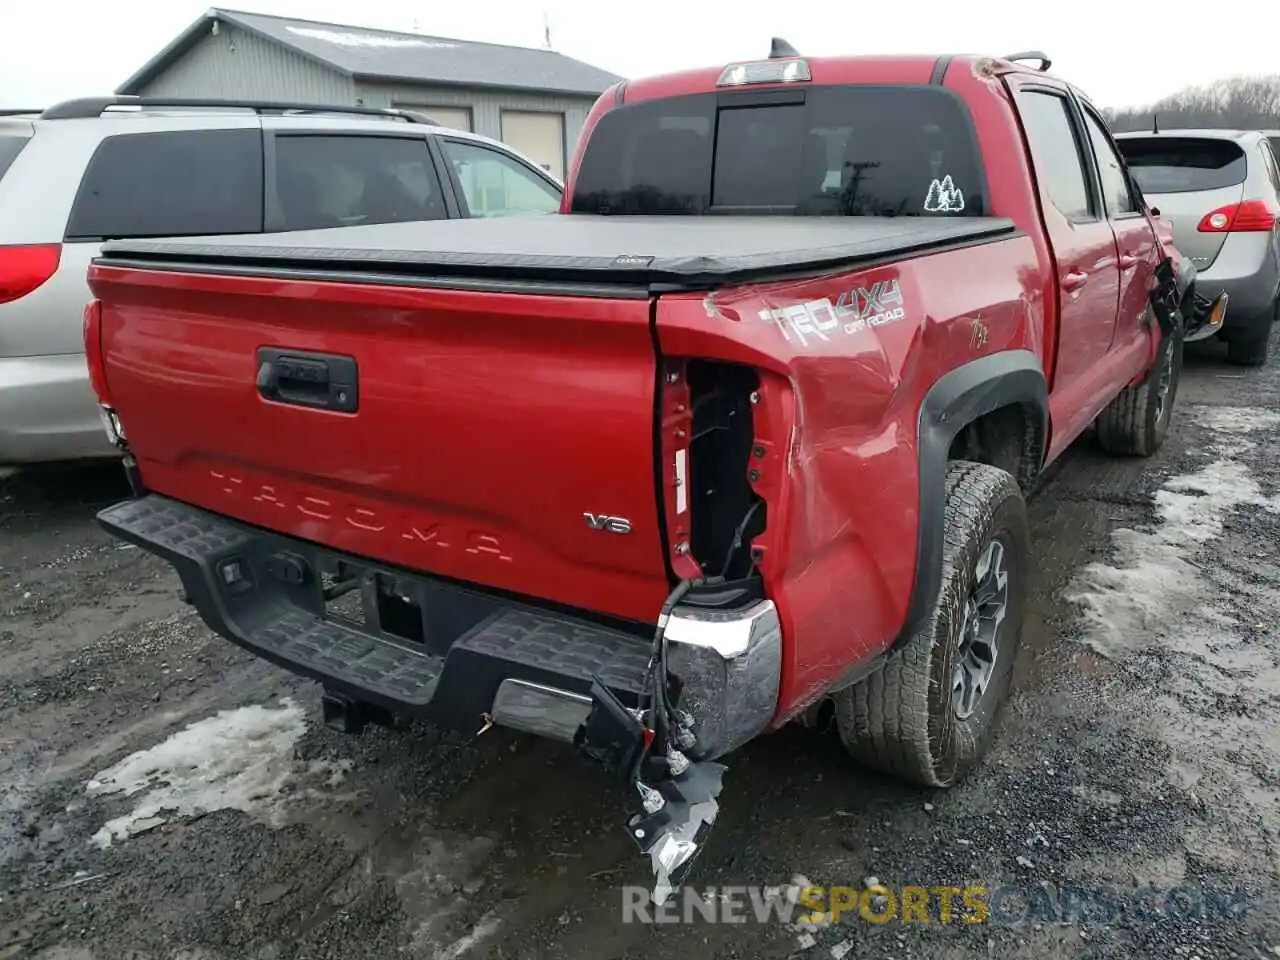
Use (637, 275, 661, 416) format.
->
(1115, 129, 1280, 366)
(0, 97, 565, 465)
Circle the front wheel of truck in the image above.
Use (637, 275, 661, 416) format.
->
(1095, 314, 1184, 456)
(833, 461, 1029, 789)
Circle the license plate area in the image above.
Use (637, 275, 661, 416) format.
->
(319, 557, 430, 648)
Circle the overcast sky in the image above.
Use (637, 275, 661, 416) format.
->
(2, 0, 1275, 111)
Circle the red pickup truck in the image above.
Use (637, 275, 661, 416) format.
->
(85, 46, 1207, 897)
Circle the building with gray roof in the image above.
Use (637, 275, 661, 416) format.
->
(117, 8, 625, 179)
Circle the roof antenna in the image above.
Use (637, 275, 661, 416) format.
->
(542, 11, 553, 50)
(769, 37, 801, 59)
(1152, 113, 1159, 134)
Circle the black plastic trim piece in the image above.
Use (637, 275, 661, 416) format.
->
(1175, 254, 1196, 300)
(717, 88, 807, 109)
(679, 577, 766, 609)
(93, 228, 1023, 301)
(122, 454, 146, 497)
(890, 349, 1048, 653)
(648, 300, 679, 588)
(1002, 51, 1052, 72)
(95, 219, 1022, 293)
(423, 134, 465, 220)
(90, 257, 653, 300)
(96, 495, 654, 728)
(40, 96, 435, 124)
(647, 229, 1024, 294)
(929, 56, 953, 85)
(769, 37, 802, 59)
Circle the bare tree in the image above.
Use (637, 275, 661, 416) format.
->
(1103, 75, 1280, 132)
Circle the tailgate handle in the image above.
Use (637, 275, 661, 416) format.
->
(256, 348, 358, 413)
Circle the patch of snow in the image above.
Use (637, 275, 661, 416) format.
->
(308, 757, 354, 788)
(86, 698, 324, 848)
(0, 744, 40, 871)
(1066, 413, 1280, 661)
(434, 911, 503, 960)
(1198, 406, 1280, 437)
(1064, 405, 1280, 812)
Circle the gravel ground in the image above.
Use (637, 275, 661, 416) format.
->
(2, 337, 1279, 960)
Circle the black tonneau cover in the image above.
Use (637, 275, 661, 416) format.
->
(96, 215, 1018, 290)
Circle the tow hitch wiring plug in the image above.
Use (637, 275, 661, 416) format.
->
(574, 577, 728, 905)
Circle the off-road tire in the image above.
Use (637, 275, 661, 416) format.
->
(832, 461, 1029, 788)
(1096, 319, 1184, 456)
(1225, 318, 1272, 367)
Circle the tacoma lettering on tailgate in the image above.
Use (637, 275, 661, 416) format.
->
(208, 469, 512, 562)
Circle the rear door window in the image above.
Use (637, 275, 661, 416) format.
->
(0, 134, 31, 181)
(1116, 136, 1248, 194)
(440, 140, 562, 217)
(1013, 91, 1094, 220)
(570, 85, 988, 217)
(272, 135, 447, 231)
(65, 129, 263, 240)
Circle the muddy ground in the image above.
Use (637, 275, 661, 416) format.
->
(2, 338, 1279, 960)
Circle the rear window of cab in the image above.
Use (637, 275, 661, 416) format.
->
(570, 85, 988, 218)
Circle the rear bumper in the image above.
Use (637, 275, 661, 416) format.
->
(97, 495, 781, 760)
(1197, 235, 1280, 332)
(0, 354, 116, 464)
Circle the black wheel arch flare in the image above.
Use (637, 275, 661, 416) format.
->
(891, 349, 1049, 653)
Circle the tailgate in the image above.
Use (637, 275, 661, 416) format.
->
(86, 265, 670, 622)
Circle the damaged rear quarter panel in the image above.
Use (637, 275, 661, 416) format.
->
(655, 234, 1045, 724)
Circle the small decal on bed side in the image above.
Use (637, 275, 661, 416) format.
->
(924, 175, 965, 213)
(613, 254, 654, 267)
(969, 315, 989, 350)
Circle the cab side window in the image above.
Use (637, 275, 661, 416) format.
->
(1081, 110, 1139, 217)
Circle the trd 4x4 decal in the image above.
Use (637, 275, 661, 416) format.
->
(758, 279, 907, 347)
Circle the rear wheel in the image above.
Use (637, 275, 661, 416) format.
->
(832, 461, 1029, 788)
(1096, 316, 1183, 456)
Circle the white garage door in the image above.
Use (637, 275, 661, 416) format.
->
(395, 105, 473, 131)
(500, 111, 565, 180)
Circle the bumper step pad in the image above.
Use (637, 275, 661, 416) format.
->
(98, 496, 649, 720)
